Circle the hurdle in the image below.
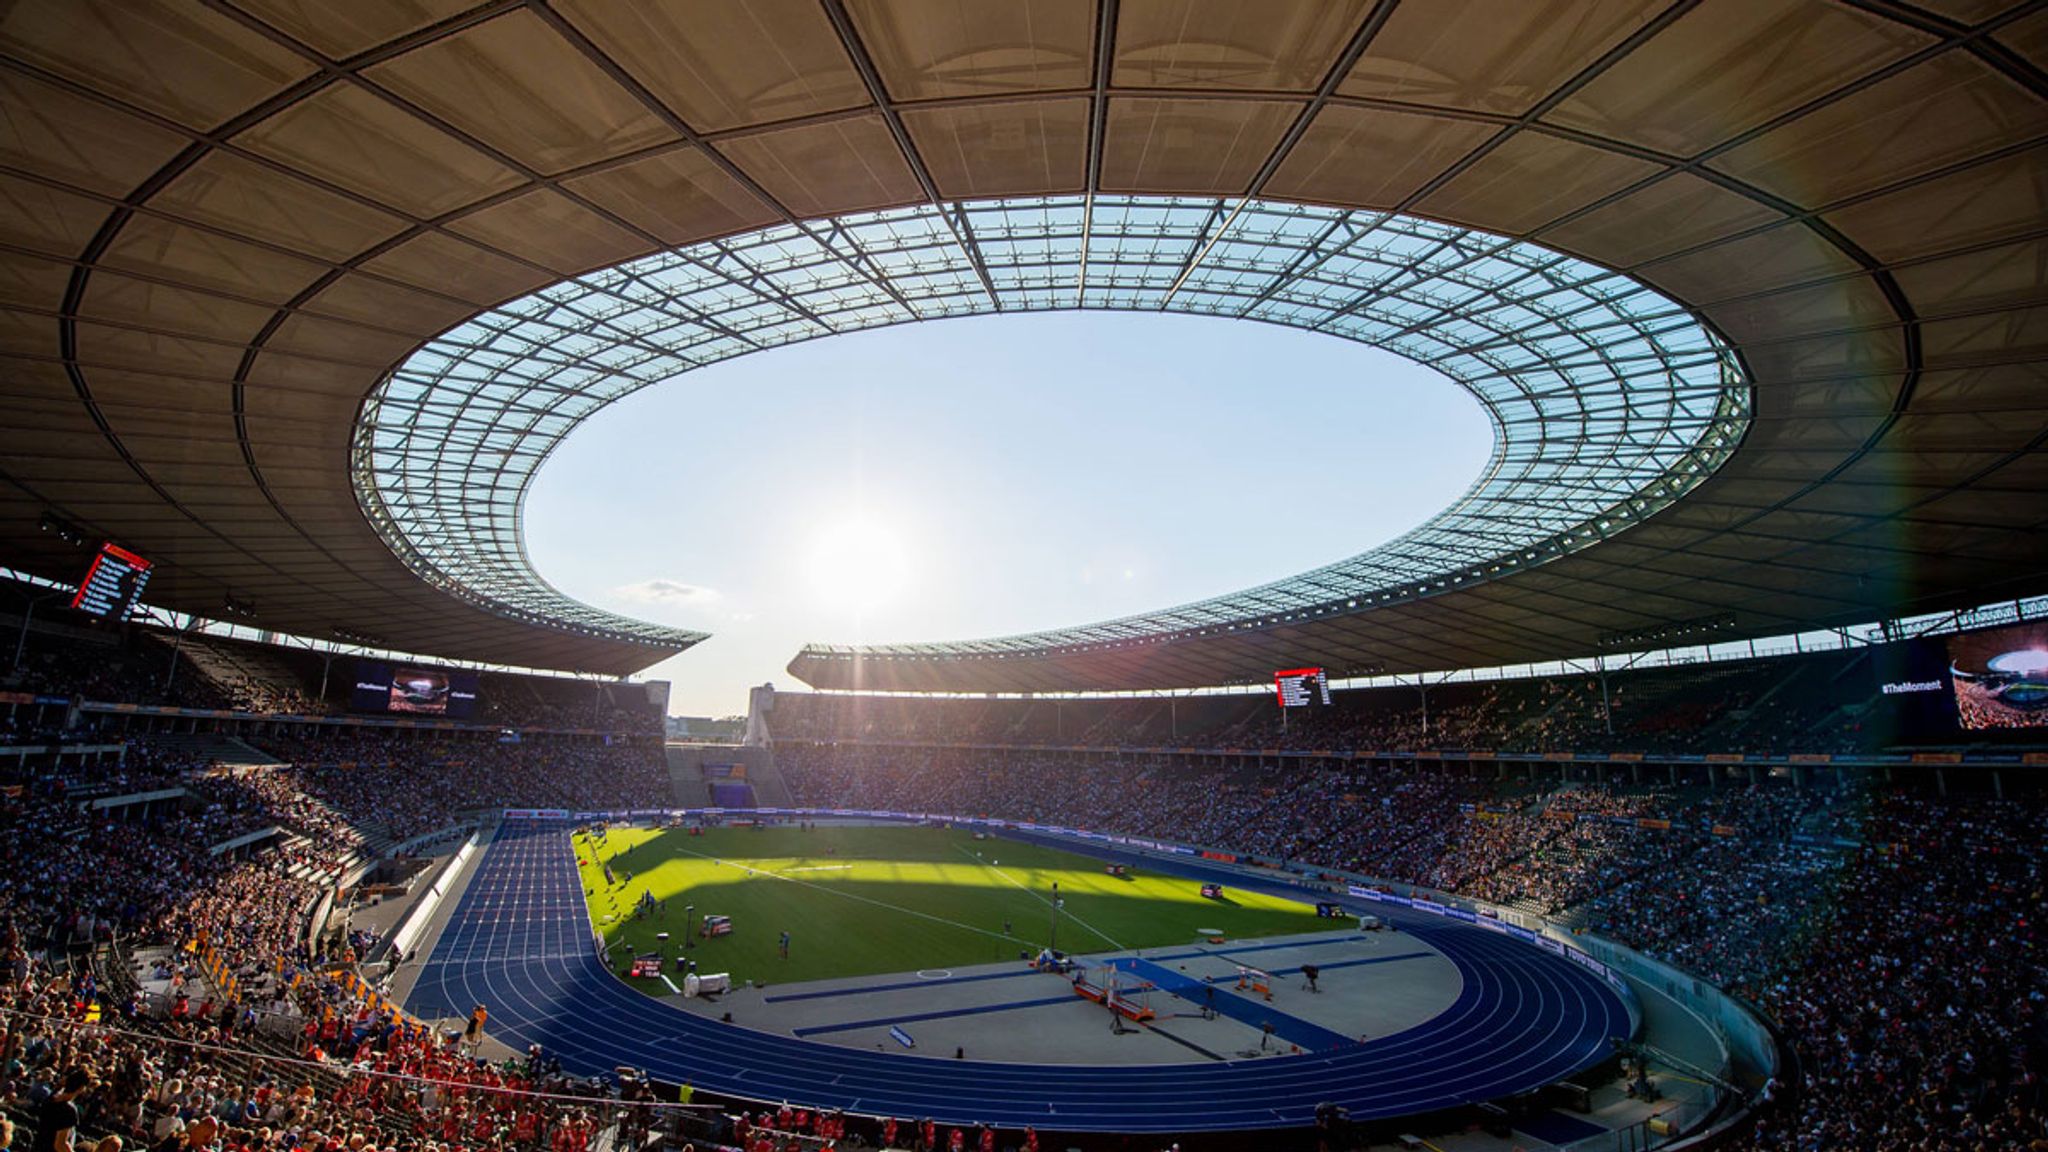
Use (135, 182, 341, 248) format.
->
(1071, 965, 1156, 1022)
(1235, 965, 1274, 1001)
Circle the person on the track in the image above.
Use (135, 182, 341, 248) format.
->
(463, 1004, 488, 1050)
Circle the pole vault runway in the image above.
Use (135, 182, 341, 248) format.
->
(408, 821, 1631, 1133)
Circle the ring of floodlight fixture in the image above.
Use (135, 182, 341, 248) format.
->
(353, 195, 1750, 665)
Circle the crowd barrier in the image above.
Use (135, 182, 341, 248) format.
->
(387, 828, 484, 961)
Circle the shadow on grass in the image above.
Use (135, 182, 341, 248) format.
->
(586, 873, 1323, 990)
(576, 826, 1335, 992)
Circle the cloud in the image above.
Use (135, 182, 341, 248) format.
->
(612, 579, 720, 605)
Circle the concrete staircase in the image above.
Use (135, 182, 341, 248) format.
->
(178, 636, 310, 709)
(143, 732, 284, 769)
(740, 750, 792, 806)
(274, 823, 399, 887)
(663, 744, 792, 807)
(665, 745, 712, 808)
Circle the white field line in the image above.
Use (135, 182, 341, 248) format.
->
(952, 844, 1125, 953)
(671, 845, 1023, 948)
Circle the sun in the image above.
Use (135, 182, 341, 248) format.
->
(809, 514, 912, 616)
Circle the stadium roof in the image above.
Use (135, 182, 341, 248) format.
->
(1, 1, 2045, 686)
(367, 199, 1749, 668)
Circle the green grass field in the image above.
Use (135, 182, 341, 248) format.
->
(575, 824, 1326, 991)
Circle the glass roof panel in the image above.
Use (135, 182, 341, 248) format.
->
(355, 195, 1748, 657)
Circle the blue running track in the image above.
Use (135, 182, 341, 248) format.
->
(408, 822, 1629, 1134)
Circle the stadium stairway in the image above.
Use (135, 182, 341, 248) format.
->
(275, 822, 397, 887)
(664, 746, 712, 808)
(1710, 659, 1826, 747)
(742, 750, 793, 806)
(177, 635, 317, 710)
(666, 744, 792, 807)
(143, 731, 284, 770)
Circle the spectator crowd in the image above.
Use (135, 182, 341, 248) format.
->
(762, 643, 1929, 758)
(0, 609, 2041, 1150)
(776, 738, 2046, 1151)
(0, 722, 693, 1152)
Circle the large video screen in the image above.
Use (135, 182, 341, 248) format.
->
(1868, 637, 1960, 742)
(1274, 667, 1332, 709)
(1947, 622, 2048, 731)
(350, 661, 479, 719)
(70, 542, 152, 620)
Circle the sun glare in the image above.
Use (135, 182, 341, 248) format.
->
(809, 514, 912, 617)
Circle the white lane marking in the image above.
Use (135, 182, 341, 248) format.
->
(951, 843, 1124, 952)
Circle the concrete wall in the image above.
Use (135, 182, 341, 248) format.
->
(386, 830, 483, 961)
(1568, 931, 1777, 1087)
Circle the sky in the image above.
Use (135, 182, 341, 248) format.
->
(523, 311, 1491, 717)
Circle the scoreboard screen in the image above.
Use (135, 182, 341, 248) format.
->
(70, 542, 153, 620)
(1274, 667, 1331, 709)
(350, 660, 480, 719)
